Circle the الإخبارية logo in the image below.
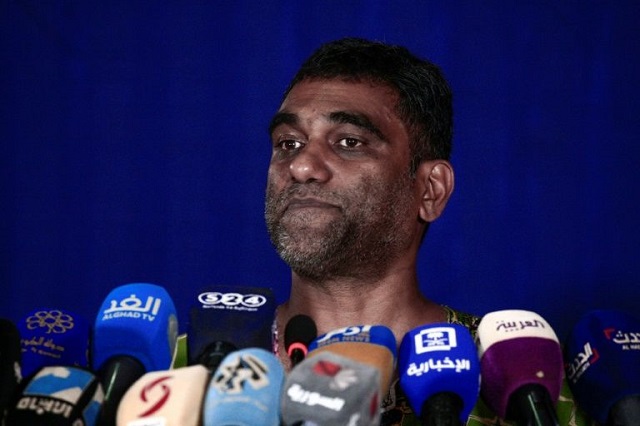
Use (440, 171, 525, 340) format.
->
(414, 327, 457, 354)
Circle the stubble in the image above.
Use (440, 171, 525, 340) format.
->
(264, 172, 416, 284)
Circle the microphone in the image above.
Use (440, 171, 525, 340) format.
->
(564, 309, 640, 425)
(308, 324, 397, 396)
(4, 365, 103, 426)
(284, 314, 317, 368)
(17, 308, 90, 378)
(398, 323, 480, 426)
(187, 285, 275, 371)
(281, 350, 381, 426)
(116, 364, 210, 426)
(202, 347, 284, 426)
(477, 309, 563, 426)
(92, 282, 178, 426)
(1, 319, 22, 424)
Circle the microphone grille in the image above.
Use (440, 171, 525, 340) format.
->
(284, 314, 317, 349)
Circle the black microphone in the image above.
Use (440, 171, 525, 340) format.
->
(0, 319, 22, 424)
(4, 365, 103, 426)
(477, 309, 563, 426)
(187, 285, 275, 371)
(284, 314, 317, 368)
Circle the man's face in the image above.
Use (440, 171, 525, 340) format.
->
(265, 79, 423, 282)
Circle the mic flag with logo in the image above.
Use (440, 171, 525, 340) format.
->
(187, 285, 275, 369)
(564, 309, 640, 425)
(18, 308, 90, 378)
(93, 282, 179, 426)
(4, 365, 103, 426)
(398, 322, 480, 426)
(116, 364, 210, 426)
(203, 347, 284, 426)
(280, 350, 381, 426)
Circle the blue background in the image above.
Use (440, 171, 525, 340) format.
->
(2, 1, 639, 341)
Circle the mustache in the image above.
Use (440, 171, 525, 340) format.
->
(267, 183, 345, 210)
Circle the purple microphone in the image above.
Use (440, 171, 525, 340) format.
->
(477, 309, 563, 426)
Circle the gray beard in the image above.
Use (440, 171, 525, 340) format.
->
(264, 174, 416, 284)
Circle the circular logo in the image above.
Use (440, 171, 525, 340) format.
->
(139, 375, 172, 417)
(26, 310, 74, 334)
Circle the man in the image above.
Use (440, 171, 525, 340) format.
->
(265, 37, 592, 425)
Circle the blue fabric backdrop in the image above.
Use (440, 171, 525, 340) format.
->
(2, 1, 639, 340)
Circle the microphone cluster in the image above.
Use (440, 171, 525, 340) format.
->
(2, 283, 639, 425)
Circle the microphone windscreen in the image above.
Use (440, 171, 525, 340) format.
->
(564, 309, 640, 424)
(308, 324, 396, 395)
(17, 308, 90, 378)
(187, 286, 275, 367)
(202, 347, 284, 426)
(281, 351, 381, 426)
(4, 365, 103, 426)
(93, 282, 178, 372)
(1, 319, 22, 423)
(116, 364, 210, 426)
(477, 309, 563, 419)
(398, 323, 480, 423)
(284, 314, 317, 360)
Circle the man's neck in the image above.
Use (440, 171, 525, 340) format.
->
(275, 269, 446, 368)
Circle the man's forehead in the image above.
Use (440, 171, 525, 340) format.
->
(271, 80, 400, 128)
(282, 77, 398, 102)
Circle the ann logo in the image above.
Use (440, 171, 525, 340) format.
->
(212, 353, 269, 394)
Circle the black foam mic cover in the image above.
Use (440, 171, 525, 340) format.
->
(1, 319, 22, 424)
(284, 314, 317, 367)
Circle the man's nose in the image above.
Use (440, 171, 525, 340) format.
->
(288, 143, 331, 184)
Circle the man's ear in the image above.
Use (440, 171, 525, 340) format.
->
(417, 160, 455, 223)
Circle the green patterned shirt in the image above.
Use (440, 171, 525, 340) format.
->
(378, 306, 595, 426)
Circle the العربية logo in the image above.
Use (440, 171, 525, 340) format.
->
(26, 310, 74, 334)
(212, 353, 269, 394)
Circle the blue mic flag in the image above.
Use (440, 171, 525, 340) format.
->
(93, 282, 178, 373)
(398, 322, 480, 425)
(18, 308, 90, 378)
(564, 309, 640, 425)
(203, 347, 284, 426)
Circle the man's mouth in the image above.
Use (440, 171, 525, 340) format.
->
(284, 197, 342, 215)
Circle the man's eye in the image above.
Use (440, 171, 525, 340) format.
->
(337, 137, 362, 148)
(278, 139, 303, 151)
